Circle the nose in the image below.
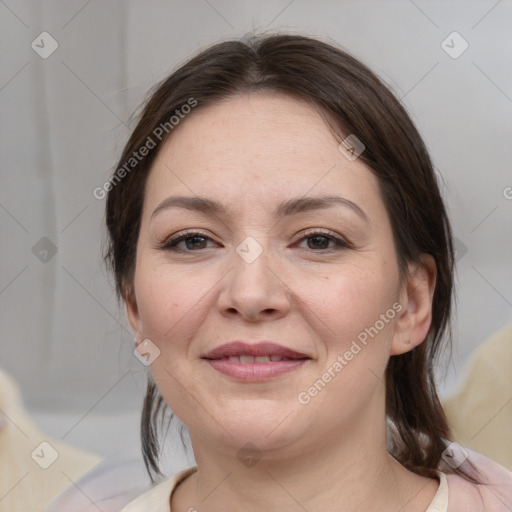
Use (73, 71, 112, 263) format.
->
(217, 240, 291, 323)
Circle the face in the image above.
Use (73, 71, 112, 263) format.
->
(126, 93, 409, 459)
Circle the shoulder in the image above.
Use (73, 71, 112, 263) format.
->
(44, 457, 153, 512)
(121, 466, 198, 512)
(443, 447, 512, 511)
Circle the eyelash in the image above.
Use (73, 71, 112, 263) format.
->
(157, 228, 352, 253)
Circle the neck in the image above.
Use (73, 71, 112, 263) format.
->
(172, 412, 438, 512)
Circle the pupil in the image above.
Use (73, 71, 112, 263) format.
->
(309, 236, 328, 249)
(187, 236, 206, 250)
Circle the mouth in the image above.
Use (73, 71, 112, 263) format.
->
(202, 341, 311, 381)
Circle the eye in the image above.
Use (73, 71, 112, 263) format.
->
(157, 229, 352, 253)
(159, 231, 218, 252)
(296, 229, 352, 251)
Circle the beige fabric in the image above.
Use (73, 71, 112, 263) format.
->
(121, 466, 448, 512)
(443, 322, 512, 470)
(121, 467, 197, 512)
(0, 369, 102, 512)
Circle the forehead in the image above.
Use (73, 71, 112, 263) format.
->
(155, 92, 341, 165)
(143, 92, 382, 218)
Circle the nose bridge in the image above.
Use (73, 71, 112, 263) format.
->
(236, 235, 273, 284)
(217, 234, 289, 320)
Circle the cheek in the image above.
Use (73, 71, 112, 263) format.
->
(295, 288, 397, 427)
(134, 261, 217, 353)
(304, 265, 400, 405)
(134, 265, 211, 415)
(315, 264, 399, 343)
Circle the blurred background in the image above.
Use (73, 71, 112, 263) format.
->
(1, 0, 511, 478)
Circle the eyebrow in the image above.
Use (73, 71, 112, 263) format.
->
(150, 195, 370, 223)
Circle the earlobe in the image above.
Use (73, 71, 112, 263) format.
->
(390, 254, 437, 356)
(125, 289, 142, 336)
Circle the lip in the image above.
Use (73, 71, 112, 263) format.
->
(202, 341, 311, 382)
(202, 341, 309, 360)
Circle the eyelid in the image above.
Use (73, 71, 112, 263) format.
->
(295, 228, 352, 249)
(158, 229, 217, 248)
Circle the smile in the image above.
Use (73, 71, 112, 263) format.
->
(202, 341, 311, 381)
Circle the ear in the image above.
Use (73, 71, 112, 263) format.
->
(391, 254, 437, 356)
(125, 286, 143, 337)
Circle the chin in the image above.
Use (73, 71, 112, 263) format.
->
(207, 409, 307, 453)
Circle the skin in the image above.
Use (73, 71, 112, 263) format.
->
(126, 92, 438, 512)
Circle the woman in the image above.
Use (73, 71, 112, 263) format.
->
(102, 34, 512, 511)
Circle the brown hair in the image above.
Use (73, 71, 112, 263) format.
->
(104, 33, 477, 483)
